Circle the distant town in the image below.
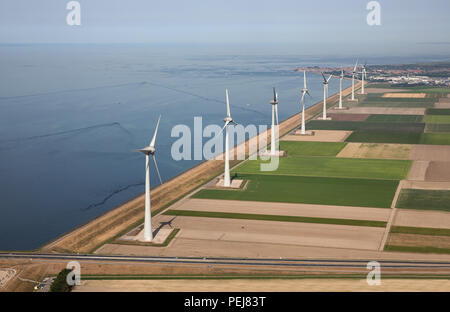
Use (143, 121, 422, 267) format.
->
(295, 61, 450, 87)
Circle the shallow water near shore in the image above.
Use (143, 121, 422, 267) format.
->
(0, 44, 356, 250)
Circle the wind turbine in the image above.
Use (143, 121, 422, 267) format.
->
(270, 87, 279, 155)
(137, 115, 163, 242)
(351, 60, 359, 101)
(338, 69, 344, 109)
(220, 89, 238, 187)
(360, 62, 367, 94)
(320, 72, 333, 120)
(299, 71, 311, 134)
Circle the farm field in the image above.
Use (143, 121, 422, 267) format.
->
(423, 115, 450, 124)
(235, 156, 412, 180)
(365, 114, 423, 123)
(193, 174, 398, 208)
(425, 123, 450, 133)
(419, 133, 450, 145)
(337, 143, 412, 160)
(346, 130, 422, 144)
(396, 189, 450, 212)
(307, 120, 425, 132)
(278, 141, 347, 157)
(426, 108, 450, 115)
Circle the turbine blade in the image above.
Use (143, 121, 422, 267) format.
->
(152, 155, 163, 185)
(226, 89, 231, 118)
(149, 115, 161, 148)
(303, 71, 307, 89)
(273, 87, 277, 102)
(306, 90, 311, 97)
(353, 59, 359, 72)
(218, 121, 229, 136)
(321, 72, 327, 83)
(327, 74, 332, 82)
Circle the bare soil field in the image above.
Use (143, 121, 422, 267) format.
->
(97, 215, 386, 256)
(400, 181, 450, 191)
(73, 278, 450, 292)
(282, 130, 353, 142)
(333, 107, 426, 115)
(394, 209, 450, 229)
(382, 93, 427, 99)
(435, 99, 450, 108)
(365, 88, 408, 94)
(337, 143, 412, 160)
(425, 161, 450, 182)
(327, 113, 369, 121)
(42, 83, 360, 254)
(170, 199, 391, 222)
(408, 161, 430, 181)
(410, 145, 450, 161)
(388, 233, 450, 249)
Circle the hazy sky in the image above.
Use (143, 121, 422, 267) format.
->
(0, 0, 449, 56)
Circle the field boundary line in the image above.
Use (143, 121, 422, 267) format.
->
(379, 180, 405, 251)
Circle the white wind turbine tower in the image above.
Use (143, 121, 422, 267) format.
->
(351, 60, 359, 101)
(299, 71, 311, 134)
(137, 115, 163, 242)
(220, 89, 238, 187)
(270, 87, 279, 155)
(360, 62, 367, 94)
(320, 72, 333, 120)
(338, 69, 344, 109)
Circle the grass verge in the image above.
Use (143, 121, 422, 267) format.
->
(390, 226, 450, 237)
(385, 245, 450, 254)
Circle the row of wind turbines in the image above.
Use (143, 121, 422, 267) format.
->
(138, 60, 367, 241)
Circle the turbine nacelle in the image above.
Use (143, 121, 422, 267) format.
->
(137, 146, 155, 155)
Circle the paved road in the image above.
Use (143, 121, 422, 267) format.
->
(2, 253, 450, 270)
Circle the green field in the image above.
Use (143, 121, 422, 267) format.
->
(164, 210, 387, 228)
(278, 141, 347, 157)
(193, 174, 398, 208)
(366, 84, 450, 94)
(235, 157, 411, 180)
(390, 226, 450, 237)
(396, 189, 450, 212)
(423, 115, 450, 124)
(357, 94, 436, 107)
(425, 123, 450, 133)
(426, 108, 450, 115)
(366, 114, 423, 123)
(307, 120, 425, 132)
(384, 245, 450, 254)
(419, 133, 450, 145)
(346, 130, 422, 144)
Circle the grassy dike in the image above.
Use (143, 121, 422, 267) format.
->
(36, 80, 362, 254)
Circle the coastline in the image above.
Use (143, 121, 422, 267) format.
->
(40, 80, 363, 254)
